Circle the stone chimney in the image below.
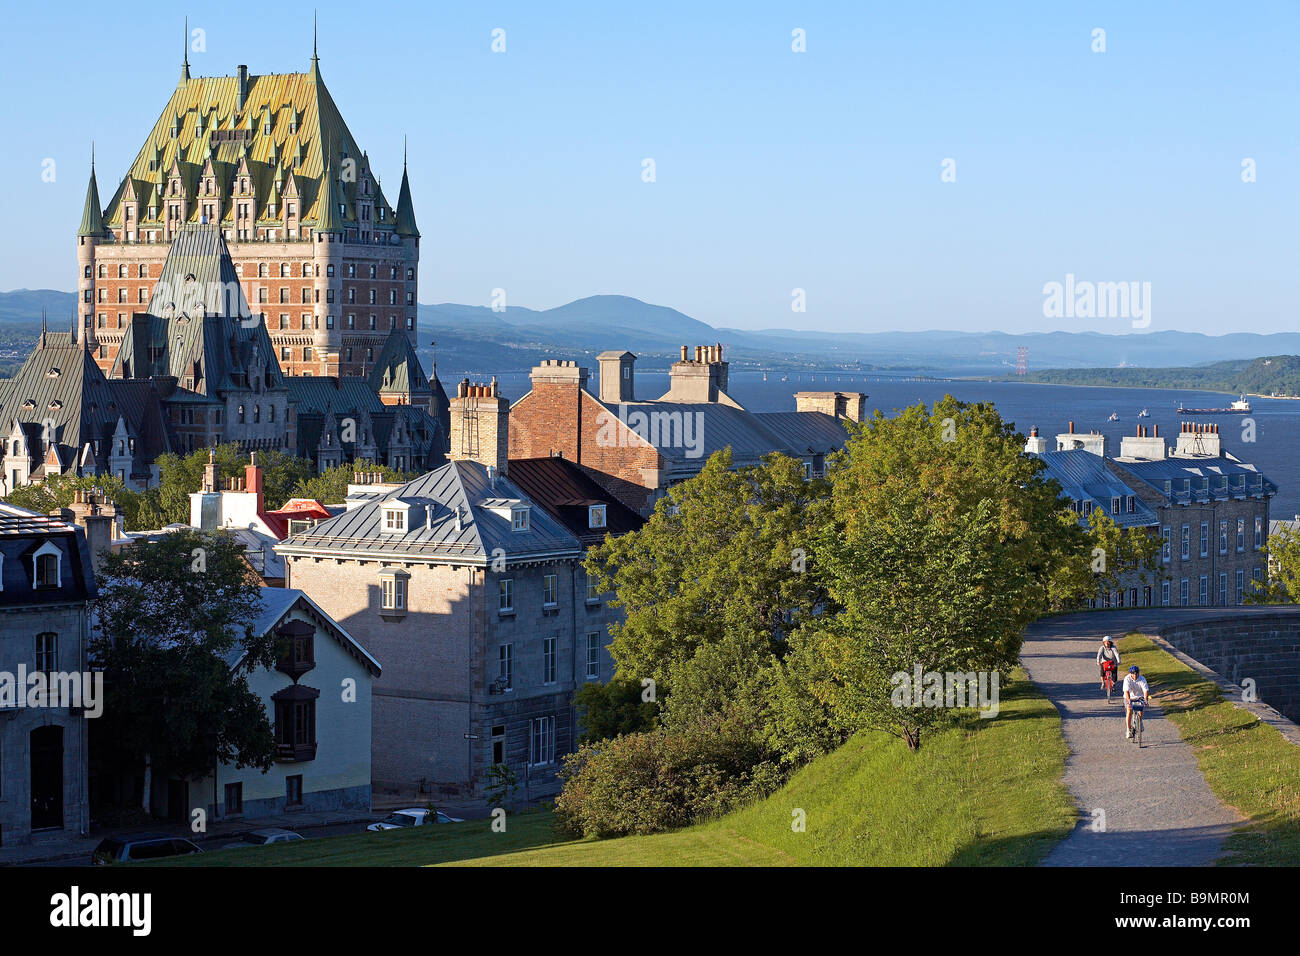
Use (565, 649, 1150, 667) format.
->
(1024, 426, 1048, 454)
(245, 450, 264, 514)
(597, 351, 636, 404)
(61, 489, 117, 574)
(794, 391, 866, 422)
(449, 377, 510, 475)
(661, 343, 730, 403)
(1119, 423, 1167, 461)
(237, 65, 249, 112)
(1173, 421, 1222, 458)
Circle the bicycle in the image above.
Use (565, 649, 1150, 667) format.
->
(1101, 663, 1117, 703)
(1129, 697, 1144, 748)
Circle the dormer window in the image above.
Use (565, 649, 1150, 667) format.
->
(511, 507, 530, 532)
(33, 542, 62, 589)
(588, 504, 607, 529)
(382, 507, 406, 532)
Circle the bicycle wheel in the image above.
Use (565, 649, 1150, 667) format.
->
(1135, 710, 1143, 748)
(1106, 678, 1113, 703)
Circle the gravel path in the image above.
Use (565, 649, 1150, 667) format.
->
(1020, 609, 1260, 867)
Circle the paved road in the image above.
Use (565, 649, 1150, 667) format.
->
(1018, 609, 1300, 866)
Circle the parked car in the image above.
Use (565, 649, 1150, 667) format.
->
(366, 808, 463, 831)
(222, 828, 304, 850)
(92, 836, 204, 865)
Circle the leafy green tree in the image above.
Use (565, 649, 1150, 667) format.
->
(90, 529, 278, 815)
(1, 471, 146, 531)
(151, 444, 314, 523)
(1251, 524, 1300, 603)
(482, 764, 519, 810)
(586, 449, 832, 697)
(573, 677, 658, 744)
(291, 458, 413, 505)
(786, 397, 1089, 751)
(1085, 509, 1163, 599)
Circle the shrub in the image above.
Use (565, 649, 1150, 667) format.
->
(554, 712, 781, 839)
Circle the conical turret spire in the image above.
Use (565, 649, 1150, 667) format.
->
(394, 138, 419, 238)
(315, 139, 345, 234)
(180, 18, 191, 84)
(78, 147, 107, 238)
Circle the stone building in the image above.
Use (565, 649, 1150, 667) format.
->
(277, 383, 587, 802)
(0, 505, 98, 847)
(0, 322, 172, 494)
(111, 223, 292, 456)
(76, 39, 420, 379)
(508, 344, 862, 514)
(1108, 423, 1276, 608)
(1030, 421, 1277, 608)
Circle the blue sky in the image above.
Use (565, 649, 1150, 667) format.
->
(1, 0, 1295, 334)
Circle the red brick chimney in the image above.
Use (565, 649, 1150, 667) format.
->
(245, 451, 264, 514)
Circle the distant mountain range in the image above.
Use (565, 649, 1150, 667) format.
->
(6, 288, 1300, 377)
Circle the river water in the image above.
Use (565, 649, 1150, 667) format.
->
(487, 368, 1298, 520)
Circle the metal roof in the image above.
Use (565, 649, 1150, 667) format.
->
(1112, 456, 1277, 506)
(277, 460, 582, 564)
(593, 398, 849, 471)
(506, 456, 645, 545)
(1033, 450, 1160, 529)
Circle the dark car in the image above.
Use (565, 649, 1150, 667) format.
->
(92, 836, 204, 865)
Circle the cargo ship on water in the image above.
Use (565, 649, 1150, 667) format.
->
(1175, 395, 1252, 414)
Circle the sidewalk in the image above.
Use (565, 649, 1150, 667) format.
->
(0, 807, 377, 867)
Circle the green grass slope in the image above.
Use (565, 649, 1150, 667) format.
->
(149, 670, 1073, 867)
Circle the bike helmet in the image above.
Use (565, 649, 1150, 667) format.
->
(1128, 665, 1139, 673)
(1103, 636, 1113, 644)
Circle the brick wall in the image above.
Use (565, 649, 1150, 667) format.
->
(510, 385, 663, 513)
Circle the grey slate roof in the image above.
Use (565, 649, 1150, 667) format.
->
(110, 223, 284, 396)
(277, 460, 582, 564)
(1112, 457, 1277, 506)
(593, 398, 849, 472)
(1033, 450, 1160, 529)
(0, 331, 171, 478)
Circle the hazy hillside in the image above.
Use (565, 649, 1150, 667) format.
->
(6, 288, 1300, 377)
(1018, 355, 1300, 396)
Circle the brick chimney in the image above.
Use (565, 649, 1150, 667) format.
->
(245, 450, 264, 513)
(449, 377, 510, 475)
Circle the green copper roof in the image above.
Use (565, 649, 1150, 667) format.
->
(315, 155, 345, 233)
(78, 161, 108, 237)
(394, 164, 419, 237)
(368, 327, 430, 394)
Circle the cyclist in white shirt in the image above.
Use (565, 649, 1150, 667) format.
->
(1122, 665, 1151, 740)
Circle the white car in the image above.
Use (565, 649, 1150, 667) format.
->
(366, 808, 463, 831)
(223, 827, 304, 850)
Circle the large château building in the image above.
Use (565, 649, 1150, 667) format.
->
(76, 39, 421, 380)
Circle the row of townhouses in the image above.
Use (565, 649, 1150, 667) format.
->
(1029, 421, 1277, 608)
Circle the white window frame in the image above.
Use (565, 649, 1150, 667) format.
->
(382, 508, 406, 532)
(585, 631, 600, 680)
(529, 715, 555, 767)
(543, 573, 558, 608)
(543, 635, 557, 685)
(32, 541, 62, 589)
(588, 504, 607, 529)
(499, 578, 514, 613)
(498, 643, 513, 690)
(511, 507, 530, 532)
(379, 572, 407, 612)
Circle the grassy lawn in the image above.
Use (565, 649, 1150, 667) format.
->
(1120, 632, 1300, 865)
(154, 668, 1074, 867)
